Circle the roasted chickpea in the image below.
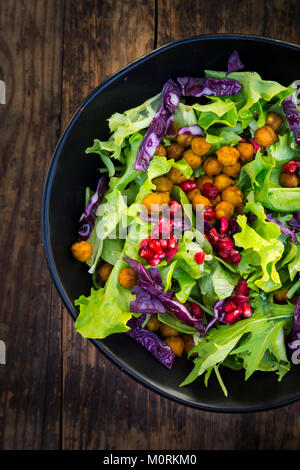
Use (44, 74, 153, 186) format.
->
(154, 143, 167, 157)
(215, 201, 235, 219)
(118, 267, 137, 289)
(216, 146, 240, 167)
(280, 172, 299, 188)
(186, 188, 201, 202)
(153, 176, 174, 193)
(211, 195, 222, 207)
(196, 175, 214, 190)
(165, 336, 184, 357)
(142, 191, 171, 214)
(165, 120, 178, 139)
(98, 262, 113, 284)
(167, 167, 187, 184)
(221, 186, 243, 206)
(146, 315, 160, 332)
(192, 194, 212, 211)
(254, 125, 277, 147)
(203, 156, 223, 176)
(71, 240, 93, 262)
(237, 142, 254, 164)
(183, 335, 197, 356)
(191, 137, 212, 156)
(176, 133, 194, 147)
(274, 289, 289, 304)
(223, 161, 241, 178)
(183, 149, 202, 169)
(166, 142, 185, 160)
(266, 112, 283, 131)
(214, 174, 234, 192)
(160, 323, 179, 338)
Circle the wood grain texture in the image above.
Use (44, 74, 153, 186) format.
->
(0, 0, 64, 449)
(0, 0, 300, 451)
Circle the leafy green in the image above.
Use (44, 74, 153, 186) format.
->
(158, 312, 197, 334)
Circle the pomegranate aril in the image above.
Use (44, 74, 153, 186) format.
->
(159, 239, 168, 250)
(179, 180, 197, 192)
(218, 247, 232, 262)
(232, 294, 249, 304)
(218, 238, 234, 252)
(203, 206, 216, 222)
(167, 236, 177, 250)
(194, 251, 205, 265)
(236, 279, 250, 295)
(209, 228, 220, 245)
(220, 217, 229, 234)
(242, 302, 252, 318)
(169, 200, 182, 218)
(158, 216, 174, 236)
(202, 182, 219, 199)
(148, 255, 162, 266)
(148, 239, 164, 254)
(230, 250, 242, 265)
(224, 301, 236, 313)
(138, 246, 155, 261)
(224, 311, 240, 324)
(140, 236, 152, 247)
(283, 160, 300, 174)
(191, 302, 203, 318)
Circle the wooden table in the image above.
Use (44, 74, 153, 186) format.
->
(0, 0, 300, 450)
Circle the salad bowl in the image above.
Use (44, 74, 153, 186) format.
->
(42, 34, 300, 412)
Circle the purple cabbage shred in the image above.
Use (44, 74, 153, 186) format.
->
(289, 212, 300, 232)
(177, 77, 242, 98)
(282, 95, 300, 145)
(178, 125, 204, 136)
(266, 213, 297, 243)
(227, 50, 245, 75)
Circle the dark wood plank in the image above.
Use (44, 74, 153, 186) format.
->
(0, 0, 64, 450)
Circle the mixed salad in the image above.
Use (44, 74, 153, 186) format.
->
(70, 51, 300, 395)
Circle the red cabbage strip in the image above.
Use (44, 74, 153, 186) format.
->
(123, 257, 204, 333)
(266, 213, 297, 243)
(178, 125, 204, 136)
(227, 50, 244, 75)
(289, 212, 300, 232)
(134, 79, 181, 172)
(288, 297, 300, 362)
(127, 314, 175, 369)
(78, 174, 109, 240)
(177, 77, 242, 98)
(282, 95, 300, 145)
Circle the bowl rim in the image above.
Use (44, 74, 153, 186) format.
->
(42, 33, 300, 413)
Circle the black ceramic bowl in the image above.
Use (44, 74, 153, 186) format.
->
(42, 34, 300, 412)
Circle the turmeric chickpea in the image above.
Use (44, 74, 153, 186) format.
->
(154, 143, 167, 157)
(221, 186, 243, 206)
(196, 175, 214, 190)
(183, 149, 202, 169)
(142, 191, 171, 214)
(280, 172, 299, 188)
(191, 137, 212, 156)
(176, 133, 194, 147)
(98, 262, 113, 284)
(153, 176, 174, 193)
(237, 142, 254, 164)
(254, 125, 277, 147)
(223, 161, 241, 178)
(71, 240, 93, 262)
(274, 289, 289, 304)
(118, 267, 137, 289)
(183, 335, 197, 356)
(186, 188, 201, 202)
(266, 112, 283, 131)
(216, 146, 240, 167)
(146, 315, 160, 332)
(215, 201, 235, 219)
(192, 194, 212, 211)
(165, 336, 184, 357)
(203, 156, 223, 176)
(167, 167, 187, 184)
(160, 323, 179, 338)
(214, 174, 234, 192)
(166, 142, 185, 160)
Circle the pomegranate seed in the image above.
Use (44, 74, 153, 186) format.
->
(138, 246, 155, 261)
(249, 138, 260, 154)
(203, 206, 216, 222)
(148, 255, 162, 266)
(218, 248, 232, 263)
(218, 238, 234, 252)
(179, 180, 197, 192)
(159, 239, 168, 250)
(232, 294, 249, 304)
(224, 300, 236, 313)
(224, 311, 240, 324)
(194, 251, 205, 265)
(202, 182, 219, 199)
(191, 302, 203, 318)
(230, 250, 242, 265)
(167, 236, 177, 249)
(283, 160, 300, 174)
(209, 228, 220, 245)
(140, 236, 152, 247)
(169, 200, 182, 218)
(148, 239, 164, 254)
(219, 217, 229, 234)
(158, 216, 174, 236)
(236, 279, 250, 295)
(242, 302, 253, 318)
